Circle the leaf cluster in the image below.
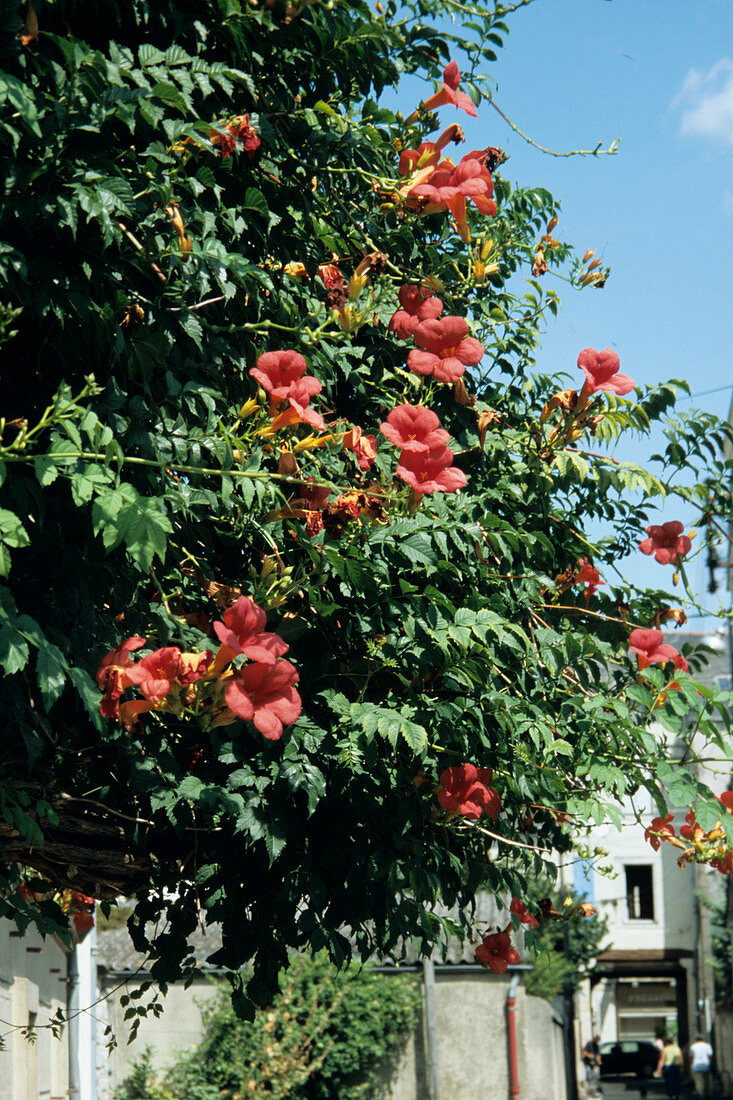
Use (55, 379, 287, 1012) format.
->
(0, 0, 732, 1014)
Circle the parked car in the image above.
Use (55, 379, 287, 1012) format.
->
(599, 1040, 660, 1078)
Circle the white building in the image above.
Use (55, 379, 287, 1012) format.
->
(569, 628, 732, 1056)
(0, 919, 97, 1100)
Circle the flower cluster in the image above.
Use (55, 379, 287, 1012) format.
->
(388, 280, 484, 385)
(436, 763, 501, 820)
(541, 346, 636, 447)
(97, 597, 301, 742)
(388, 283, 443, 339)
(58, 889, 96, 935)
(269, 479, 386, 538)
(381, 403, 466, 497)
(397, 64, 496, 242)
(400, 142, 497, 243)
(644, 795, 733, 874)
(20, 884, 96, 935)
(210, 113, 261, 159)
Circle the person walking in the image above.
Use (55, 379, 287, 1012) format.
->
(582, 1034, 602, 1097)
(656, 1035, 683, 1100)
(689, 1034, 714, 1097)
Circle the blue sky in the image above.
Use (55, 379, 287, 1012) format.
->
(391, 0, 733, 622)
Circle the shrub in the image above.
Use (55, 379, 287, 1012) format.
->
(157, 954, 419, 1100)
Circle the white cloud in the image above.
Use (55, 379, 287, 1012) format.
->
(673, 58, 733, 146)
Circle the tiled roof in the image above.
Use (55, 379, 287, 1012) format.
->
(96, 893, 513, 974)
(96, 922, 225, 974)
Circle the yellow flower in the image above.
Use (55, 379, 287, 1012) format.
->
(283, 262, 308, 281)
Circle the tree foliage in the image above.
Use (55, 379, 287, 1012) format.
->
(524, 884, 609, 1001)
(1, 0, 732, 1019)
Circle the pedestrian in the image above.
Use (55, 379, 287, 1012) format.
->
(582, 1034, 602, 1097)
(689, 1033, 714, 1097)
(656, 1034, 683, 1100)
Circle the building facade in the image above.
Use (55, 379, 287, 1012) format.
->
(570, 628, 732, 1061)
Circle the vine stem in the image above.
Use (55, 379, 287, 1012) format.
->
(1, 450, 394, 498)
(542, 603, 643, 629)
(472, 823, 550, 854)
(489, 99, 620, 159)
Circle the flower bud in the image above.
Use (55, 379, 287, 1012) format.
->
(424, 274, 445, 294)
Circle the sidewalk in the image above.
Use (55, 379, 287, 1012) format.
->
(595, 1078, 728, 1100)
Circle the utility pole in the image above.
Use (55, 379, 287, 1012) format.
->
(422, 957, 440, 1100)
(562, 920, 579, 1100)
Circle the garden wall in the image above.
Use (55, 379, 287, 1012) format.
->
(100, 964, 567, 1100)
(382, 968, 566, 1100)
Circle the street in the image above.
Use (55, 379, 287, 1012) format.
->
(596, 1079, 697, 1100)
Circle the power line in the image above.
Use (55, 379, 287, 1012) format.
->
(677, 384, 733, 403)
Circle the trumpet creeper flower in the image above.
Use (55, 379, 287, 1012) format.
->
(577, 347, 635, 396)
(213, 597, 289, 664)
(396, 446, 467, 495)
(224, 659, 302, 740)
(415, 60, 478, 119)
(475, 932, 520, 974)
(628, 628, 681, 670)
(408, 316, 484, 383)
(638, 521, 692, 565)
(380, 403, 450, 453)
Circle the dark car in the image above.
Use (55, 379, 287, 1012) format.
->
(599, 1040, 660, 1078)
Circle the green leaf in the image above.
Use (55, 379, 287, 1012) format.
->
(397, 532, 437, 567)
(92, 485, 171, 571)
(350, 704, 428, 754)
(178, 776, 204, 800)
(36, 645, 69, 707)
(0, 509, 30, 549)
(68, 667, 103, 730)
(0, 509, 30, 576)
(242, 188, 268, 218)
(0, 623, 30, 674)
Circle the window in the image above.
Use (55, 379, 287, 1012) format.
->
(625, 865, 654, 920)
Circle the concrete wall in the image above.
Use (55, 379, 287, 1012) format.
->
(102, 968, 567, 1100)
(0, 922, 69, 1100)
(100, 975, 221, 1095)
(713, 1005, 733, 1087)
(384, 970, 565, 1100)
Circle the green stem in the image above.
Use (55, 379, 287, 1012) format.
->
(1, 449, 393, 497)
